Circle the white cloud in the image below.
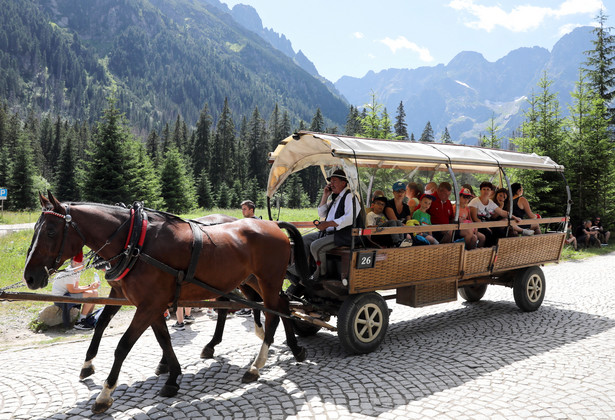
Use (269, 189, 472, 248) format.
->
(558, 22, 583, 36)
(380, 36, 434, 62)
(353, 32, 365, 39)
(448, 0, 604, 33)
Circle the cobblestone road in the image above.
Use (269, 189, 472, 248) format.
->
(2, 253, 615, 419)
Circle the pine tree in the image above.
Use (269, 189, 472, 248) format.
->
(193, 103, 212, 179)
(196, 170, 214, 209)
(161, 123, 171, 153)
(54, 132, 80, 201)
(419, 121, 435, 142)
(83, 97, 138, 204)
(9, 132, 36, 209)
(441, 127, 452, 144)
(394, 101, 409, 140)
(280, 111, 291, 141)
(159, 146, 196, 213)
(310, 108, 325, 132)
(217, 182, 232, 209)
(484, 115, 502, 148)
(146, 129, 160, 165)
(410, 133, 416, 142)
(564, 69, 614, 224)
(345, 105, 361, 136)
(248, 106, 267, 188)
(128, 142, 164, 208)
(210, 98, 235, 188)
(583, 9, 615, 125)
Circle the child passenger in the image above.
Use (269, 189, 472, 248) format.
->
(411, 193, 439, 245)
(457, 187, 483, 250)
(367, 195, 405, 247)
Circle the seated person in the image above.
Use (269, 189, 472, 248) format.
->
(456, 187, 483, 250)
(428, 182, 454, 243)
(385, 182, 411, 222)
(575, 220, 600, 248)
(411, 193, 439, 245)
(365, 190, 385, 215)
(469, 181, 522, 247)
(405, 182, 422, 214)
(366, 195, 405, 247)
(493, 188, 534, 237)
(51, 250, 100, 330)
(592, 216, 610, 245)
(565, 222, 578, 251)
(511, 182, 541, 235)
(302, 169, 360, 284)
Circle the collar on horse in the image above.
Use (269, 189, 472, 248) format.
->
(104, 202, 148, 281)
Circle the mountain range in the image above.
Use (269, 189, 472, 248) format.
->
(334, 27, 595, 143)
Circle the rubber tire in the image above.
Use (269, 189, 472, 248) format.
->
(286, 284, 322, 337)
(337, 292, 389, 354)
(458, 284, 488, 302)
(513, 266, 545, 312)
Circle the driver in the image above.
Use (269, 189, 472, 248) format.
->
(302, 169, 360, 285)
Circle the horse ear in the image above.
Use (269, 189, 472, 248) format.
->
(46, 190, 63, 212)
(39, 191, 52, 211)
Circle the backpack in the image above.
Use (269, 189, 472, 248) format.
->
(82, 307, 103, 328)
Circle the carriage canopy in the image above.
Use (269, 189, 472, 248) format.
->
(267, 131, 564, 197)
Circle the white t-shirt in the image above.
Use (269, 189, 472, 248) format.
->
(51, 271, 79, 296)
(468, 197, 499, 221)
(366, 211, 387, 227)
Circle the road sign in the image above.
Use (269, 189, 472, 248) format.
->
(0, 188, 6, 200)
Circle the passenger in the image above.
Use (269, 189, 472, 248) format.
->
(365, 190, 385, 215)
(564, 222, 578, 251)
(427, 182, 454, 243)
(592, 216, 610, 245)
(469, 181, 522, 247)
(405, 182, 422, 214)
(366, 195, 405, 247)
(424, 181, 438, 198)
(511, 183, 541, 235)
(51, 250, 100, 330)
(456, 187, 483, 250)
(575, 219, 600, 248)
(410, 193, 439, 245)
(493, 188, 534, 237)
(302, 169, 360, 284)
(385, 181, 411, 222)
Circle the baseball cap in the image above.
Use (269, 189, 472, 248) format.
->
(459, 187, 474, 197)
(392, 181, 406, 191)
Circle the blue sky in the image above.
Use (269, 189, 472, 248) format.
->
(222, 0, 610, 82)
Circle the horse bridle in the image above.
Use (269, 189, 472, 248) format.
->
(40, 205, 87, 276)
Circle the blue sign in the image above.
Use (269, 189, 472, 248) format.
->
(0, 188, 6, 200)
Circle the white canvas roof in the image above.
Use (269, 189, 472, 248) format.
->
(267, 131, 564, 197)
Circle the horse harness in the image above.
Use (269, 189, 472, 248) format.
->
(43, 202, 291, 317)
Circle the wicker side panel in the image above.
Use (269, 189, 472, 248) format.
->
(463, 247, 495, 278)
(493, 233, 565, 271)
(349, 243, 464, 293)
(397, 280, 458, 308)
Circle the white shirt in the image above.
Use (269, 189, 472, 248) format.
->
(468, 197, 499, 221)
(317, 187, 359, 233)
(51, 271, 79, 296)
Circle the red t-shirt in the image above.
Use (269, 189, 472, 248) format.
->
(428, 198, 453, 225)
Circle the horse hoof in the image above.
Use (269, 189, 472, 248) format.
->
(91, 398, 113, 414)
(242, 370, 259, 383)
(155, 363, 169, 376)
(79, 366, 95, 380)
(159, 384, 179, 397)
(200, 347, 214, 359)
(294, 347, 307, 362)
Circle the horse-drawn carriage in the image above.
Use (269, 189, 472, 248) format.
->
(269, 131, 569, 354)
(11, 130, 568, 414)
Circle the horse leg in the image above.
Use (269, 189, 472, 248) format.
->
(80, 287, 123, 379)
(91, 307, 156, 414)
(239, 284, 264, 340)
(242, 313, 280, 383)
(201, 301, 228, 359)
(150, 315, 182, 397)
(253, 309, 264, 340)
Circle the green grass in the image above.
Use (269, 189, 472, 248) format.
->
(0, 211, 39, 224)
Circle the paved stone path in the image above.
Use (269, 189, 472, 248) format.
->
(0, 223, 35, 237)
(1, 253, 615, 419)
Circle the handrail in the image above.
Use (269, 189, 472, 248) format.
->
(352, 216, 568, 236)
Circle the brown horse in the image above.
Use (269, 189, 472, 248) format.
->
(24, 192, 309, 414)
(78, 214, 265, 379)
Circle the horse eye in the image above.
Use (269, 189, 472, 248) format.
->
(47, 229, 56, 238)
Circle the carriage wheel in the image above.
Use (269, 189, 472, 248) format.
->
(513, 266, 545, 312)
(458, 284, 488, 302)
(337, 292, 389, 354)
(286, 284, 323, 337)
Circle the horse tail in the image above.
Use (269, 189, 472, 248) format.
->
(277, 221, 309, 283)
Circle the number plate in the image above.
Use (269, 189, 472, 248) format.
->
(356, 251, 376, 269)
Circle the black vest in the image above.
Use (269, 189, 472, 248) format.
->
(328, 189, 364, 247)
